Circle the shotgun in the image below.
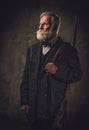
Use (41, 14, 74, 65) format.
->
(53, 15, 79, 128)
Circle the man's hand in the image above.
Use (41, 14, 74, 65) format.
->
(44, 62, 58, 74)
(20, 105, 29, 114)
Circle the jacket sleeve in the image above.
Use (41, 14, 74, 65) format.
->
(20, 47, 30, 105)
(53, 46, 82, 84)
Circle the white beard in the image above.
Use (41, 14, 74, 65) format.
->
(36, 30, 53, 41)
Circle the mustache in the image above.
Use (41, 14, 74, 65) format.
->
(36, 29, 51, 34)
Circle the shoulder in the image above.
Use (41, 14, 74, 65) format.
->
(26, 42, 41, 55)
(58, 37, 72, 48)
(26, 42, 40, 50)
(28, 42, 41, 50)
(57, 37, 78, 54)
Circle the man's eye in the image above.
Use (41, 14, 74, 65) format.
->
(45, 23, 49, 25)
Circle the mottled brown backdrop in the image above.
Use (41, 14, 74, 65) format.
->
(0, 0, 89, 130)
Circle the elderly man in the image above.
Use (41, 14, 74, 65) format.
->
(20, 12, 82, 130)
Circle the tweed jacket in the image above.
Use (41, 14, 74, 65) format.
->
(20, 37, 82, 121)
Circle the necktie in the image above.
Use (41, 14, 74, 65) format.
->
(42, 41, 52, 47)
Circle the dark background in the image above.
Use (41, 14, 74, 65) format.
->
(0, 0, 89, 130)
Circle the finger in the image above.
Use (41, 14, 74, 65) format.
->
(47, 62, 53, 65)
(44, 65, 49, 70)
(26, 108, 29, 114)
(20, 106, 25, 111)
(45, 64, 53, 69)
(45, 63, 54, 67)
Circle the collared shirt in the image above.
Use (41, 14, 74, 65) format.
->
(42, 37, 58, 55)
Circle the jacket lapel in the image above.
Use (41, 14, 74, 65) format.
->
(34, 43, 42, 75)
(40, 39, 64, 75)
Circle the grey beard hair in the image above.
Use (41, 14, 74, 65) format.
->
(36, 30, 53, 41)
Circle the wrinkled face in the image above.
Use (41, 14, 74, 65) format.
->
(39, 15, 52, 32)
(36, 15, 56, 41)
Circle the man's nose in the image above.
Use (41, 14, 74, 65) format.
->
(39, 24, 43, 30)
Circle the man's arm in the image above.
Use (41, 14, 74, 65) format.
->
(20, 48, 30, 112)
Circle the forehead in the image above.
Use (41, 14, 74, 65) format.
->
(40, 15, 52, 23)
